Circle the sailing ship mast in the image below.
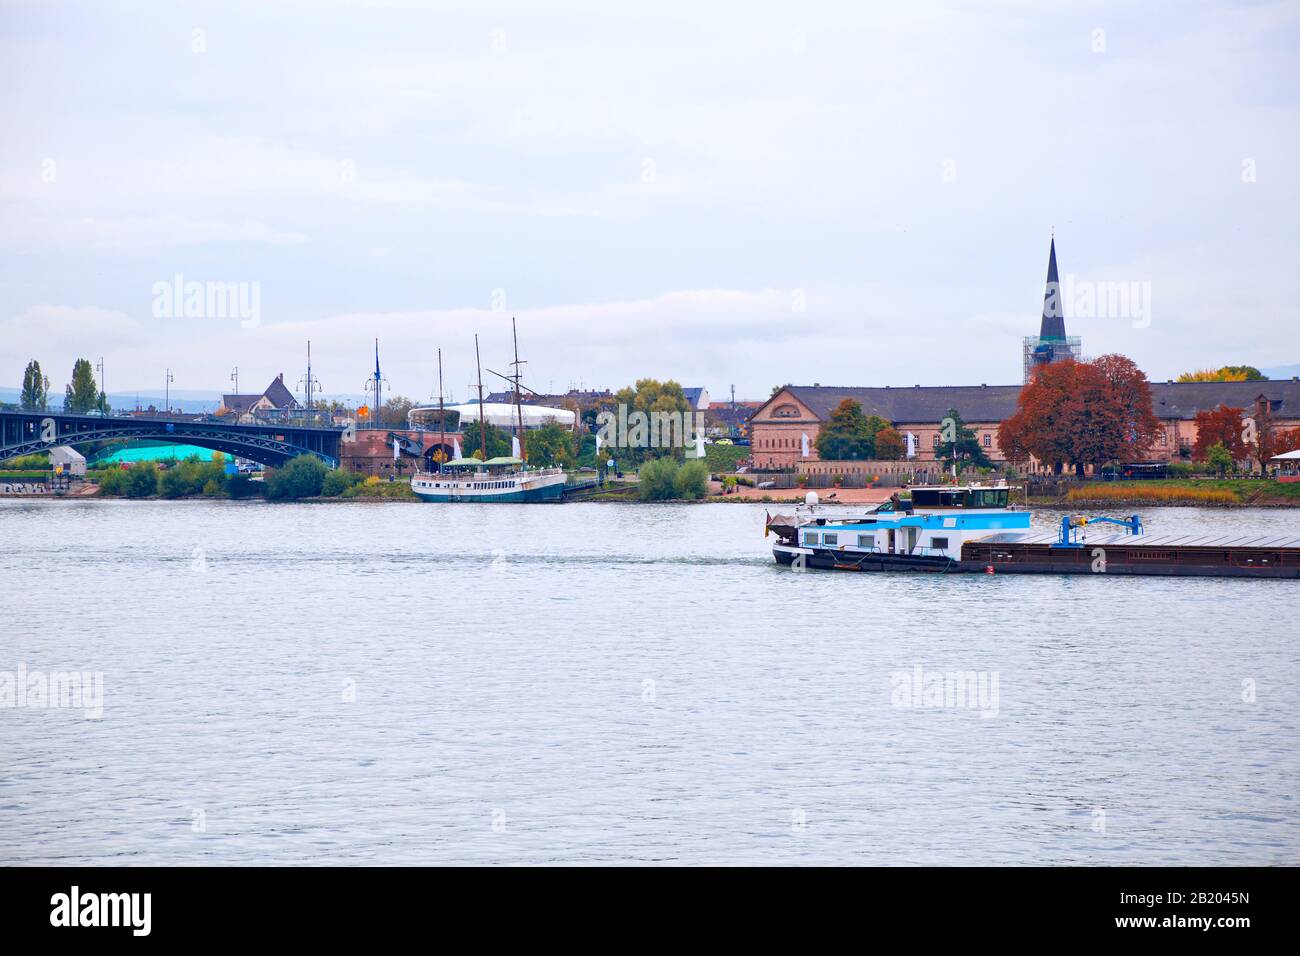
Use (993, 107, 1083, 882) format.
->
(437, 348, 445, 467)
(511, 316, 527, 462)
(474, 334, 488, 461)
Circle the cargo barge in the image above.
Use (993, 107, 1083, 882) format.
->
(766, 484, 1300, 579)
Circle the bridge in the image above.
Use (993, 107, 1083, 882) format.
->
(0, 410, 346, 468)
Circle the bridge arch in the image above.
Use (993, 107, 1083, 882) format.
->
(0, 411, 342, 469)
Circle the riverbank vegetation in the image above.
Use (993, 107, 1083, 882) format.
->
(1061, 479, 1300, 507)
(96, 456, 261, 499)
(638, 457, 709, 501)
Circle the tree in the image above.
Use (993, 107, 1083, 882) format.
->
(1204, 442, 1234, 478)
(608, 378, 695, 465)
(934, 408, 991, 472)
(1274, 427, 1300, 458)
(637, 457, 679, 500)
(1093, 354, 1161, 464)
(265, 455, 327, 499)
(1177, 365, 1265, 382)
(458, 420, 513, 460)
(999, 355, 1159, 475)
(379, 395, 416, 427)
(814, 399, 888, 460)
(674, 459, 709, 499)
(63, 358, 104, 414)
(874, 426, 906, 461)
(522, 422, 576, 467)
(124, 462, 160, 497)
(1244, 396, 1284, 475)
(322, 469, 364, 496)
(20, 360, 49, 410)
(1192, 404, 1248, 463)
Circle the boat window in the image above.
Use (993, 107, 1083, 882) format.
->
(823, 533, 838, 546)
(803, 532, 819, 546)
(931, 537, 949, 550)
(857, 534, 873, 548)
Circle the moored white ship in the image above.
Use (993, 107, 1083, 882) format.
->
(411, 456, 566, 503)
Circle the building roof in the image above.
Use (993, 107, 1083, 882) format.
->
(261, 374, 299, 409)
(221, 393, 264, 414)
(783, 384, 1023, 423)
(221, 375, 299, 415)
(1147, 380, 1299, 419)
(682, 387, 707, 408)
(768, 379, 1300, 424)
(49, 445, 87, 464)
(441, 402, 576, 428)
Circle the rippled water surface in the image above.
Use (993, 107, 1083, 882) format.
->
(1, 499, 1297, 865)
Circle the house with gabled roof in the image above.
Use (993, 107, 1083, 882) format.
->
(219, 373, 302, 423)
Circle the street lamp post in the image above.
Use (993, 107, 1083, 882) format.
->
(165, 369, 174, 417)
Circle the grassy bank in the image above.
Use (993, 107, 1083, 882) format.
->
(1049, 479, 1300, 507)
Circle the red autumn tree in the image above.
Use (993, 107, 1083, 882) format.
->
(1244, 396, 1291, 474)
(1191, 404, 1248, 462)
(998, 354, 1160, 476)
(1093, 353, 1162, 461)
(874, 426, 906, 460)
(1274, 427, 1300, 457)
(998, 360, 1080, 474)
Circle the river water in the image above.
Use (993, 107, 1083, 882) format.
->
(1, 499, 1297, 865)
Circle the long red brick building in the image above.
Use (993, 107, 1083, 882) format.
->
(749, 379, 1300, 471)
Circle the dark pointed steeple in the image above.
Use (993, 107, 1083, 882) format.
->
(1039, 235, 1066, 341)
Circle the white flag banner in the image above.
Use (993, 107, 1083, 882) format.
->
(695, 430, 706, 459)
(393, 437, 400, 461)
(512, 435, 521, 458)
(801, 433, 810, 458)
(594, 432, 601, 455)
(906, 432, 917, 458)
(453, 438, 462, 459)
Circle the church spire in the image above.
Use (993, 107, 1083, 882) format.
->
(1039, 236, 1066, 340)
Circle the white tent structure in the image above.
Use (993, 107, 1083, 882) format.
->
(49, 445, 87, 477)
(1270, 447, 1300, 477)
(426, 402, 576, 431)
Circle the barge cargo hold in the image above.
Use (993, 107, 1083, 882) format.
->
(961, 531, 1300, 577)
(767, 484, 1300, 579)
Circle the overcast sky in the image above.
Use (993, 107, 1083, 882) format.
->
(2, 0, 1297, 403)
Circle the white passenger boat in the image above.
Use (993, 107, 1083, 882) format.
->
(411, 456, 566, 503)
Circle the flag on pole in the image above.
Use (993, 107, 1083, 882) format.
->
(453, 438, 462, 459)
(511, 435, 521, 458)
(906, 432, 917, 458)
(695, 430, 706, 459)
(393, 437, 400, 461)
(594, 432, 601, 455)
(801, 433, 810, 458)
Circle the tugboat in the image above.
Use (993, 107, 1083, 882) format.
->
(410, 322, 569, 504)
(767, 483, 1300, 578)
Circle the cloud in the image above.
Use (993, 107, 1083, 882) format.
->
(0, 0, 1296, 395)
